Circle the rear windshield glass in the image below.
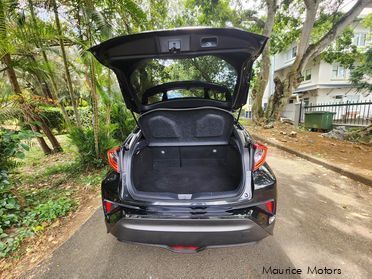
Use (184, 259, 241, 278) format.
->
(146, 88, 229, 105)
(130, 56, 237, 102)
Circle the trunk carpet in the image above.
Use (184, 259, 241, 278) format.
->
(135, 164, 240, 194)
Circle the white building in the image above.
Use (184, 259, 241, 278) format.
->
(255, 18, 372, 121)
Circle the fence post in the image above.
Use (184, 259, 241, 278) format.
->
(294, 102, 301, 128)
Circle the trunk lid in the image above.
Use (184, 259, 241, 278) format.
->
(89, 27, 267, 113)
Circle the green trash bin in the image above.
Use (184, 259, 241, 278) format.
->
(304, 111, 335, 131)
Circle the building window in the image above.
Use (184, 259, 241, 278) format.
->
(303, 69, 311, 81)
(335, 95, 343, 99)
(287, 46, 297, 60)
(353, 33, 367, 47)
(303, 98, 310, 106)
(332, 64, 347, 79)
(288, 99, 294, 104)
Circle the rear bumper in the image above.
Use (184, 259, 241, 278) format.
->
(109, 217, 272, 247)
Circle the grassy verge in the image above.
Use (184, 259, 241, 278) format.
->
(0, 135, 105, 258)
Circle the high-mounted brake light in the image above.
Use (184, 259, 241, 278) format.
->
(107, 146, 120, 172)
(253, 143, 268, 171)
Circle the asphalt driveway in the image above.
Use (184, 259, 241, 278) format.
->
(26, 147, 372, 279)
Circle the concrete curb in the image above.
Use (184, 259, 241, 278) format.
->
(252, 134, 372, 187)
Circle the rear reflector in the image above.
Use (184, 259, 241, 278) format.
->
(253, 143, 268, 171)
(169, 245, 200, 252)
(107, 146, 120, 172)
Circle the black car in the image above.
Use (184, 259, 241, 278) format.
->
(90, 27, 277, 253)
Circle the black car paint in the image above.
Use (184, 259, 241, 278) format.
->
(92, 28, 276, 250)
(89, 27, 268, 112)
(101, 126, 277, 249)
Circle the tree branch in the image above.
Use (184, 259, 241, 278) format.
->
(292, 0, 320, 71)
(299, 0, 370, 72)
(0, 66, 8, 73)
(242, 10, 265, 29)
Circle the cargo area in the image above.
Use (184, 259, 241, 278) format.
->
(131, 144, 242, 194)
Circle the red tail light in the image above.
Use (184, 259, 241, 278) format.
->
(107, 146, 120, 172)
(265, 201, 274, 214)
(253, 143, 268, 171)
(103, 200, 119, 215)
(103, 200, 113, 214)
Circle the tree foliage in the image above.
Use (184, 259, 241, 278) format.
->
(349, 47, 372, 92)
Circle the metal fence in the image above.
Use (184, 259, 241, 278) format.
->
(300, 100, 372, 127)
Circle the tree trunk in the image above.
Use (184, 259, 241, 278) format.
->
(25, 114, 52, 155)
(41, 50, 72, 126)
(251, 0, 277, 124)
(299, 0, 370, 72)
(27, 0, 71, 127)
(1, 0, 60, 154)
(31, 111, 63, 152)
(265, 76, 285, 121)
(276, 0, 319, 114)
(26, 55, 53, 100)
(84, 12, 100, 158)
(267, 0, 369, 120)
(3, 53, 62, 154)
(52, 0, 82, 127)
(90, 53, 100, 157)
(106, 70, 112, 137)
(2, 54, 62, 153)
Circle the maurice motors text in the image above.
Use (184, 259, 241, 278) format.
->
(262, 266, 342, 275)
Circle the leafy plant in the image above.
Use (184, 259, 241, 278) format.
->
(69, 125, 118, 168)
(345, 126, 372, 144)
(0, 170, 21, 230)
(110, 103, 136, 141)
(349, 47, 372, 92)
(0, 195, 75, 258)
(23, 197, 75, 228)
(0, 128, 37, 171)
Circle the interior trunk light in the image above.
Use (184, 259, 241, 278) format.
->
(253, 143, 268, 171)
(107, 146, 120, 172)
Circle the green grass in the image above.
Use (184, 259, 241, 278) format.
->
(1, 134, 104, 258)
(238, 118, 253, 127)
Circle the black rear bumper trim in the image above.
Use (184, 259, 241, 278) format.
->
(110, 218, 271, 247)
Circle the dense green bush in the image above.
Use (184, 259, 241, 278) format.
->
(0, 193, 75, 258)
(18, 106, 93, 134)
(65, 106, 93, 129)
(0, 171, 21, 230)
(9, 103, 134, 140)
(110, 103, 136, 141)
(345, 126, 372, 144)
(39, 107, 65, 133)
(0, 129, 34, 234)
(69, 125, 118, 168)
(0, 128, 76, 258)
(0, 128, 36, 171)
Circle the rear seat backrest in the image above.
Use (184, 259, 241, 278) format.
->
(138, 107, 234, 146)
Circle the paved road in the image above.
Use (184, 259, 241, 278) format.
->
(27, 147, 372, 279)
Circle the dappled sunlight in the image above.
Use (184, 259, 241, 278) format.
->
(328, 219, 372, 241)
(268, 147, 372, 278)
